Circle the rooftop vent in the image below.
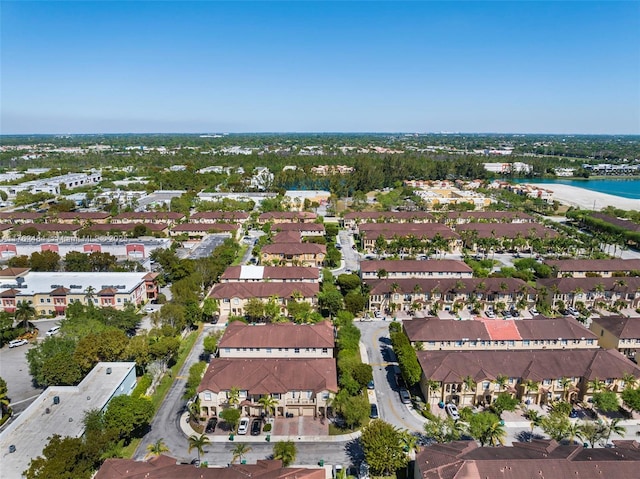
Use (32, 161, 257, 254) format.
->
(106, 367, 112, 375)
(53, 395, 60, 405)
(9, 445, 16, 453)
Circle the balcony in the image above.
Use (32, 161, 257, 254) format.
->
(285, 397, 316, 405)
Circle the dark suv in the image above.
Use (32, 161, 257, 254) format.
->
(251, 419, 262, 435)
(205, 417, 218, 433)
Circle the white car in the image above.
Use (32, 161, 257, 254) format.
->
(143, 306, 155, 313)
(9, 339, 28, 348)
(46, 326, 60, 337)
(445, 403, 460, 420)
(238, 417, 250, 435)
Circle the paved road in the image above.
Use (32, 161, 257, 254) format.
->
(335, 231, 361, 275)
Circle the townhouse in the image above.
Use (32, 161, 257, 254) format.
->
(260, 243, 326, 267)
(190, 211, 250, 224)
(544, 259, 640, 278)
(258, 211, 317, 224)
(220, 265, 319, 283)
(358, 223, 462, 253)
(404, 316, 598, 351)
(12, 223, 82, 237)
(271, 222, 325, 237)
(439, 210, 534, 225)
(111, 211, 185, 225)
(536, 277, 640, 311)
(590, 316, 640, 361)
(197, 357, 337, 418)
(455, 222, 559, 251)
(360, 260, 473, 280)
(86, 222, 170, 237)
(0, 268, 158, 315)
(169, 222, 240, 239)
(49, 211, 111, 225)
(366, 277, 534, 314)
(415, 440, 640, 479)
(341, 211, 435, 229)
(208, 282, 318, 318)
(0, 212, 45, 224)
(416, 348, 640, 408)
(217, 321, 334, 359)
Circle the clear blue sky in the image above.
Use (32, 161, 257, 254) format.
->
(1, 1, 639, 134)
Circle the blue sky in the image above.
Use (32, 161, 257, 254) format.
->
(1, 1, 639, 134)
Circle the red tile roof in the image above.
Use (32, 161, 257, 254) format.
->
(261, 243, 326, 255)
(221, 266, 319, 281)
(544, 258, 640, 273)
(272, 222, 325, 232)
(359, 223, 459, 240)
(219, 320, 334, 349)
(171, 222, 239, 232)
(259, 212, 317, 221)
(113, 212, 185, 221)
(190, 211, 250, 221)
(454, 222, 559, 239)
(198, 358, 338, 395)
(361, 260, 472, 274)
(592, 316, 640, 339)
(271, 231, 302, 243)
(344, 211, 435, 221)
(88, 223, 168, 233)
(209, 282, 319, 300)
(15, 223, 82, 232)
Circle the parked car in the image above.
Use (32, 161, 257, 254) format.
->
(566, 307, 580, 317)
(510, 309, 520, 318)
(370, 403, 379, 419)
(46, 326, 61, 337)
(205, 417, 218, 433)
(143, 306, 155, 313)
(486, 310, 496, 318)
(569, 409, 579, 418)
(8, 339, 28, 348)
(529, 307, 538, 315)
(238, 417, 250, 435)
(445, 403, 460, 420)
(250, 419, 261, 435)
(367, 379, 375, 390)
(399, 388, 411, 404)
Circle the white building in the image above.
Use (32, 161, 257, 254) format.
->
(0, 171, 102, 198)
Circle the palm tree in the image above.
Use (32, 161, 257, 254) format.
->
(425, 379, 441, 403)
(146, 438, 170, 458)
(577, 421, 606, 448)
(232, 443, 252, 464)
(187, 433, 210, 465)
(14, 301, 36, 331)
(0, 377, 11, 418)
(525, 409, 542, 436)
(560, 377, 573, 401)
(258, 395, 278, 417)
(273, 440, 297, 467)
(566, 422, 581, 445)
(622, 373, 638, 390)
(496, 375, 508, 392)
(604, 418, 626, 444)
(84, 285, 96, 306)
(588, 378, 604, 393)
(227, 386, 241, 407)
(485, 419, 507, 447)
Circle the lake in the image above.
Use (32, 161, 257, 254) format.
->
(512, 178, 640, 200)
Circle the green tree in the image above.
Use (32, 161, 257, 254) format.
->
(273, 440, 297, 467)
(491, 393, 520, 417)
(15, 301, 36, 331)
(592, 391, 619, 412)
(29, 250, 61, 272)
(540, 411, 571, 442)
(25, 435, 95, 479)
(203, 329, 224, 355)
(0, 377, 10, 417)
(244, 298, 265, 322)
(318, 287, 343, 318)
(360, 420, 408, 476)
(27, 337, 83, 387)
(467, 412, 506, 447)
(622, 386, 640, 411)
(187, 434, 210, 464)
(423, 416, 463, 443)
(577, 421, 607, 448)
(336, 273, 362, 293)
(258, 395, 278, 417)
(146, 438, 170, 458)
(219, 407, 241, 431)
(344, 291, 367, 315)
(103, 395, 154, 441)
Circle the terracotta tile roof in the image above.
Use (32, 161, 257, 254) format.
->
(513, 317, 597, 341)
(544, 258, 640, 273)
(272, 231, 302, 243)
(15, 222, 82, 232)
(359, 223, 459, 240)
(95, 457, 325, 479)
(0, 224, 13, 231)
(591, 213, 640, 233)
(537, 276, 640, 294)
(0, 267, 30, 277)
(209, 282, 319, 300)
(592, 316, 640, 339)
(480, 319, 521, 341)
(416, 440, 640, 479)
(259, 212, 317, 221)
(171, 222, 239, 232)
(361, 260, 472, 274)
(53, 212, 111, 220)
(0, 212, 44, 221)
(113, 212, 185, 221)
(272, 222, 325, 232)
(343, 211, 435, 221)
(261, 243, 326, 255)
(219, 321, 334, 349)
(404, 317, 491, 342)
(441, 211, 534, 222)
(198, 358, 338, 395)
(50, 286, 70, 295)
(366, 277, 531, 296)
(98, 287, 118, 296)
(416, 349, 640, 384)
(0, 288, 21, 297)
(454, 222, 559, 238)
(221, 266, 319, 281)
(190, 211, 250, 221)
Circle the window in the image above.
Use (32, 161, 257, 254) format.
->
(204, 392, 212, 401)
(294, 348, 300, 354)
(266, 348, 272, 354)
(322, 348, 328, 354)
(46, 298, 51, 303)
(40, 299, 44, 303)
(483, 382, 490, 390)
(543, 379, 552, 386)
(224, 348, 230, 353)
(272, 393, 281, 399)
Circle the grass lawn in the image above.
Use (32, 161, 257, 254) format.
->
(231, 244, 249, 266)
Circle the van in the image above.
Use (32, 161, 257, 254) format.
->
(46, 326, 60, 337)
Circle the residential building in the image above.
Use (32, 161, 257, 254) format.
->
(403, 316, 598, 351)
(96, 458, 326, 479)
(416, 349, 640, 407)
(536, 277, 640, 310)
(415, 439, 640, 479)
(197, 358, 337, 417)
(590, 316, 640, 360)
(169, 222, 239, 239)
(0, 212, 45, 224)
(111, 211, 185, 225)
(455, 222, 559, 250)
(12, 223, 83, 237)
(271, 231, 303, 244)
(258, 211, 317, 224)
(261, 243, 326, 267)
(544, 259, 640, 278)
(0, 362, 136, 479)
(218, 321, 334, 358)
(87, 222, 170, 236)
(342, 211, 435, 229)
(358, 223, 461, 253)
(360, 260, 472, 280)
(50, 211, 111, 224)
(220, 265, 319, 283)
(209, 282, 318, 318)
(366, 277, 534, 314)
(439, 210, 534, 225)
(0, 269, 158, 315)
(271, 222, 325, 236)
(190, 211, 250, 223)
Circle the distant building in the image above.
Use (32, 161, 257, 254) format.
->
(0, 171, 102, 198)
